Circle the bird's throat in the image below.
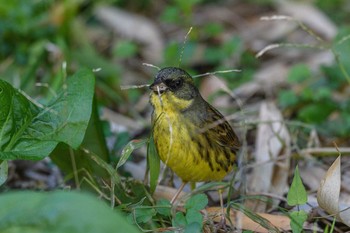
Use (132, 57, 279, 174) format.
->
(150, 92, 194, 113)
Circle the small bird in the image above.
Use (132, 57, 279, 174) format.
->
(149, 67, 240, 204)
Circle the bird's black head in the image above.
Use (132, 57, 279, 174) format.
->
(150, 67, 198, 100)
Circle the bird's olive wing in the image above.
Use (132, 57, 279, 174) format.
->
(186, 99, 240, 150)
(204, 104, 241, 150)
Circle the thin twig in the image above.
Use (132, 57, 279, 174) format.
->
(142, 62, 160, 70)
(120, 84, 150, 90)
(193, 69, 241, 78)
(178, 27, 193, 67)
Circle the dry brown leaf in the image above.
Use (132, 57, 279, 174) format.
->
(254, 62, 289, 90)
(230, 62, 289, 104)
(241, 19, 298, 51)
(317, 156, 350, 227)
(207, 207, 290, 233)
(276, 1, 337, 40)
(95, 6, 164, 63)
(247, 102, 291, 212)
(153, 185, 187, 202)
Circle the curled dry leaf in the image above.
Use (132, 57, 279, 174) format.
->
(247, 102, 291, 212)
(317, 156, 350, 227)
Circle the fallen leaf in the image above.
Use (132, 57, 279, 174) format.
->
(207, 207, 291, 233)
(276, 1, 337, 40)
(95, 6, 164, 63)
(317, 156, 350, 227)
(247, 102, 291, 212)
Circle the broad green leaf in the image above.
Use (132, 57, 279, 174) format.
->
(172, 212, 186, 227)
(184, 194, 208, 211)
(0, 191, 139, 233)
(117, 139, 148, 169)
(290, 210, 307, 233)
(314, 87, 332, 100)
(156, 199, 171, 217)
(185, 209, 203, 225)
(50, 97, 110, 183)
(147, 136, 160, 194)
(0, 69, 95, 160)
(184, 222, 201, 233)
(278, 90, 299, 108)
(287, 165, 307, 206)
(0, 160, 8, 186)
(298, 102, 335, 124)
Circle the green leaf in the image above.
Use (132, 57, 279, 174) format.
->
(184, 222, 201, 233)
(203, 23, 224, 36)
(328, 112, 350, 137)
(314, 87, 332, 100)
(113, 40, 138, 58)
(117, 139, 148, 169)
(184, 194, 208, 211)
(287, 64, 311, 83)
(50, 97, 110, 182)
(0, 161, 8, 186)
(298, 102, 335, 124)
(80, 151, 137, 204)
(0, 191, 139, 233)
(204, 46, 225, 63)
(290, 210, 307, 233)
(172, 212, 186, 227)
(0, 69, 95, 160)
(287, 165, 307, 206)
(160, 6, 181, 23)
(185, 209, 203, 225)
(164, 42, 181, 67)
(278, 90, 299, 108)
(332, 27, 350, 78)
(147, 136, 160, 194)
(156, 199, 171, 217)
(133, 208, 157, 224)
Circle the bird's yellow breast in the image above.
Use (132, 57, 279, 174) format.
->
(150, 92, 232, 182)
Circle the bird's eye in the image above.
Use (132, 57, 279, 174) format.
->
(166, 78, 183, 90)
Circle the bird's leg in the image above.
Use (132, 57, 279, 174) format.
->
(218, 189, 227, 230)
(171, 182, 187, 204)
(190, 182, 196, 190)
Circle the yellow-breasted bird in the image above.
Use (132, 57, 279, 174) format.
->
(149, 67, 240, 204)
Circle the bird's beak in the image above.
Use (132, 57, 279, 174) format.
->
(150, 80, 168, 93)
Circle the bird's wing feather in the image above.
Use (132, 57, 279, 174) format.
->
(184, 98, 240, 150)
(204, 103, 241, 149)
